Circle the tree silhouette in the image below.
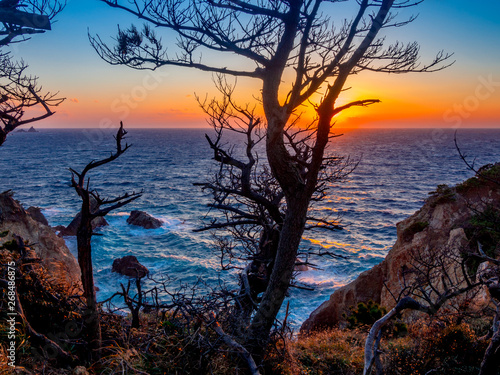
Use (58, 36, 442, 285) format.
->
(91, 0, 452, 360)
(0, 53, 63, 145)
(0, 0, 65, 146)
(193, 75, 350, 334)
(70, 123, 142, 353)
(363, 244, 484, 374)
(0, 0, 64, 46)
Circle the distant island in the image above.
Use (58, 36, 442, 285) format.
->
(16, 126, 38, 133)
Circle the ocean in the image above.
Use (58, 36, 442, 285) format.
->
(1, 127, 499, 327)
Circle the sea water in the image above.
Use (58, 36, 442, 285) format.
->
(1, 127, 499, 327)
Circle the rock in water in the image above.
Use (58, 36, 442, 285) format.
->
(112, 255, 149, 278)
(27, 206, 49, 226)
(126, 210, 162, 229)
(59, 196, 108, 236)
(27, 126, 38, 132)
(61, 215, 108, 236)
(295, 258, 309, 271)
(0, 191, 81, 289)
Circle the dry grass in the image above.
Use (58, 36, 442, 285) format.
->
(382, 319, 489, 375)
(271, 328, 365, 375)
(1, 240, 495, 375)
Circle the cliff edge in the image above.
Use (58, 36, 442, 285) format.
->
(301, 164, 500, 333)
(0, 191, 81, 289)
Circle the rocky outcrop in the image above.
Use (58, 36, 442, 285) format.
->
(0, 191, 81, 289)
(301, 166, 500, 333)
(295, 258, 309, 271)
(60, 215, 108, 237)
(112, 255, 149, 278)
(27, 206, 49, 226)
(58, 197, 108, 236)
(127, 210, 162, 229)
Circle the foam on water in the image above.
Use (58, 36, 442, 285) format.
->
(1, 128, 499, 327)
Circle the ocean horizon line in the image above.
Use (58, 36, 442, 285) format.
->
(14, 126, 500, 131)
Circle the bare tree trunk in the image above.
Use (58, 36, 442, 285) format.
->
(130, 279, 141, 329)
(76, 194, 101, 354)
(246, 197, 308, 355)
(71, 123, 141, 355)
(364, 297, 423, 375)
(479, 310, 500, 375)
(120, 278, 143, 329)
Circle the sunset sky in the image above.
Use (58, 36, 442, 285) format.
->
(10, 0, 500, 129)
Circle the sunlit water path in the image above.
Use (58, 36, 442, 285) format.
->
(1, 128, 499, 327)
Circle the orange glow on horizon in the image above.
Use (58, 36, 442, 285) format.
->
(32, 67, 499, 129)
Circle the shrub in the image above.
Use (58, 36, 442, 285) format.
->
(384, 320, 488, 375)
(463, 204, 500, 274)
(402, 221, 429, 242)
(478, 163, 500, 181)
(344, 300, 387, 329)
(0, 242, 85, 369)
(429, 184, 456, 205)
(457, 163, 500, 193)
(456, 176, 482, 193)
(468, 206, 500, 255)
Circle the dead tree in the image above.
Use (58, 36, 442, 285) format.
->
(0, 53, 64, 145)
(193, 75, 349, 333)
(91, 0, 452, 357)
(120, 277, 144, 329)
(0, 0, 64, 46)
(363, 242, 485, 375)
(70, 122, 142, 353)
(454, 134, 500, 374)
(100, 273, 181, 331)
(0, 0, 65, 145)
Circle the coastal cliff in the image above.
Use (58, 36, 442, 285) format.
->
(301, 165, 500, 332)
(0, 191, 81, 289)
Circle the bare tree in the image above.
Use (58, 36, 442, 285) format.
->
(363, 239, 491, 374)
(193, 75, 350, 334)
(454, 135, 500, 374)
(91, 0, 452, 357)
(0, 0, 65, 145)
(0, 0, 64, 46)
(0, 53, 63, 145)
(70, 122, 142, 353)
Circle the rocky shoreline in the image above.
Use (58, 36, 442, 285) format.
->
(0, 192, 157, 289)
(2, 164, 499, 334)
(301, 165, 500, 332)
(0, 191, 81, 289)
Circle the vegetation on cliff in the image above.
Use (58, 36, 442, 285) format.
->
(0, 164, 498, 374)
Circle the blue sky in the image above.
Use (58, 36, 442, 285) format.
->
(8, 0, 500, 128)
